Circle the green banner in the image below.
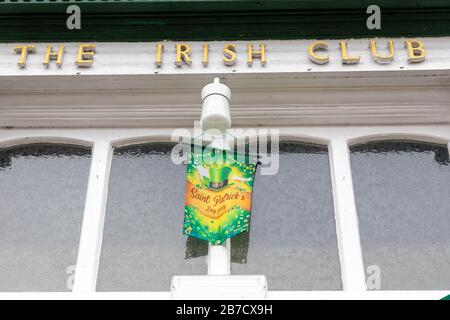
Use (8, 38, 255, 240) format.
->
(183, 147, 257, 244)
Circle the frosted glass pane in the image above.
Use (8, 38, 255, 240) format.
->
(350, 141, 450, 290)
(97, 143, 206, 291)
(0, 144, 91, 291)
(231, 142, 342, 290)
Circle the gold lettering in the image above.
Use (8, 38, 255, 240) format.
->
(202, 44, 209, 67)
(76, 44, 96, 67)
(404, 39, 426, 63)
(308, 41, 329, 65)
(223, 44, 237, 66)
(43, 45, 65, 68)
(155, 43, 164, 67)
(14, 44, 36, 68)
(370, 40, 394, 64)
(340, 41, 360, 64)
(247, 43, 266, 66)
(175, 44, 192, 67)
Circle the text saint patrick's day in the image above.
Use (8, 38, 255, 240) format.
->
(183, 147, 257, 244)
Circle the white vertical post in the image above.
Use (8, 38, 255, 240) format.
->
(200, 77, 233, 275)
(207, 240, 231, 275)
(206, 136, 231, 275)
(448, 142, 450, 159)
(73, 139, 112, 292)
(328, 138, 366, 291)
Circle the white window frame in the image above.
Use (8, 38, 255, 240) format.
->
(0, 126, 448, 300)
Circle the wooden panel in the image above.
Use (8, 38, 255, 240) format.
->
(0, 1, 450, 41)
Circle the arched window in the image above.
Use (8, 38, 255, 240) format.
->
(0, 143, 91, 291)
(97, 142, 206, 291)
(231, 141, 342, 290)
(350, 140, 450, 290)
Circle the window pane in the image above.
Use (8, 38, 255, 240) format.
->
(0, 143, 91, 291)
(97, 143, 206, 291)
(231, 142, 342, 290)
(350, 141, 450, 290)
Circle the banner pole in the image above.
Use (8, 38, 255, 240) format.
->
(201, 77, 232, 275)
(208, 239, 231, 275)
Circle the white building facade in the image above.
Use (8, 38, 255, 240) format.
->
(0, 1, 449, 300)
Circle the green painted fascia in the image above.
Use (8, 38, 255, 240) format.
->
(1, 1, 449, 14)
(1, 1, 450, 41)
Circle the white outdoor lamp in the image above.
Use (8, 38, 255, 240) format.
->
(200, 77, 231, 134)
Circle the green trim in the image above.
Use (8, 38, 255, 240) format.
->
(1, 1, 449, 14)
(1, 1, 450, 41)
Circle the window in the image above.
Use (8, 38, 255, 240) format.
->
(97, 142, 206, 291)
(0, 128, 448, 298)
(231, 142, 342, 290)
(350, 141, 450, 290)
(0, 143, 91, 291)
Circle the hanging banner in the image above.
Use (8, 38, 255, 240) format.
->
(183, 147, 257, 245)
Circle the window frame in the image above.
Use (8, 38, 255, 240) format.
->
(0, 126, 448, 299)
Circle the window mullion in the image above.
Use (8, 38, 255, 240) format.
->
(73, 139, 113, 292)
(448, 142, 450, 160)
(329, 138, 366, 291)
(207, 240, 231, 275)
